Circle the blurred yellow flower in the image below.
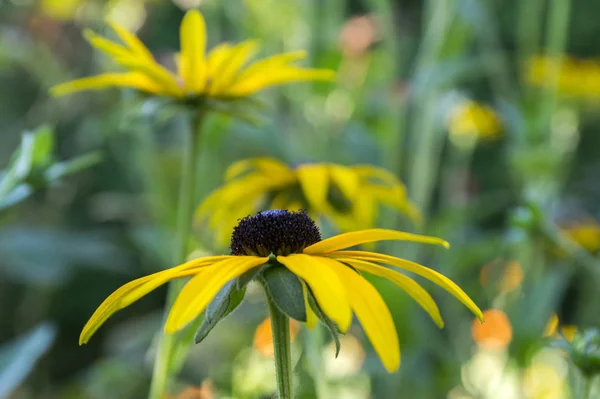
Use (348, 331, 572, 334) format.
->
(40, 0, 82, 21)
(51, 9, 334, 99)
(196, 157, 421, 246)
(79, 210, 483, 373)
(544, 314, 577, 342)
(448, 100, 502, 142)
(526, 55, 600, 99)
(562, 219, 600, 253)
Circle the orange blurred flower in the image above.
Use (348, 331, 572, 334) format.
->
(166, 381, 215, 399)
(480, 260, 524, 294)
(338, 15, 380, 58)
(472, 309, 513, 350)
(253, 317, 301, 357)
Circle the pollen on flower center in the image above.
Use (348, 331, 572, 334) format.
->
(230, 210, 321, 256)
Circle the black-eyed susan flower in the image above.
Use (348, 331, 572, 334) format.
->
(197, 157, 421, 246)
(51, 9, 334, 100)
(447, 100, 502, 142)
(80, 210, 482, 372)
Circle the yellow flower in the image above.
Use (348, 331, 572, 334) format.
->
(544, 313, 577, 342)
(447, 100, 502, 142)
(50, 10, 334, 99)
(526, 55, 600, 99)
(79, 210, 482, 372)
(196, 157, 421, 245)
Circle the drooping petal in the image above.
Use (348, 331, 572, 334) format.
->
(208, 40, 260, 96)
(107, 20, 154, 61)
(165, 256, 268, 333)
(296, 164, 330, 212)
(341, 258, 444, 328)
(325, 251, 484, 322)
(227, 66, 335, 97)
(276, 254, 352, 332)
(304, 229, 449, 254)
(179, 9, 207, 92)
(79, 255, 230, 344)
(328, 164, 360, 200)
(50, 72, 163, 97)
(224, 157, 292, 182)
(319, 257, 400, 372)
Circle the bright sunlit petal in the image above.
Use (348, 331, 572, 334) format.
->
(165, 256, 268, 333)
(320, 257, 400, 372)
(304, 229, 450, 254)
(277, 254, 352, 332)
(341, 258, 444, 328)
(326, 251, 484, 322)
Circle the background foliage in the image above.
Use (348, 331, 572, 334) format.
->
(1, 0, 599, 398)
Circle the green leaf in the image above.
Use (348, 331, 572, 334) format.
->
(194, 281, 246, 344)
(306, 287, 341, 357)
(44, 151, 103, 182)
(262, 266, 307, 322)
(0, 322, 57, 398)
(236, 264, 267, 290)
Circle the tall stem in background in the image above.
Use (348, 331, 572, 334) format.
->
(407, 0, 454, 221)
(148, 112, 204, 399)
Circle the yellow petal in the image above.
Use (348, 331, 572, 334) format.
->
(227, 66, 335, 97)
(50, 72, 163, 97)
(179, 9, 207, 93)
(83, 29, 130, 60)
(115, 55, 183, 97)
(340, 259, 444, 328)
(165, 256, 268, 333)
(107, 20, 154, 61)
(79, 255, 229, 344)
(206, 43, 233, 77)
(319, 257, 400, 372)
(276, 254, 352, 332)
(208, 40, 260, 95)
(325, 251, 483, 322)
(353, 165, 405, 192)
(304, 229, 449, 254)
(296, 164, 330, 212)
(232, 51, 311, 83)
(328, 164, 360, 199)
(302, 281, 318, 329)
(225, 157, 292, 182)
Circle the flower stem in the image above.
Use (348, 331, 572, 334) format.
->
(267, 294, 293, 399)
(148, 112, 204, 399)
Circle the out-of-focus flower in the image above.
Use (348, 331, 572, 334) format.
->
(39, 0, 82, 21)
(471, 309, 513, 350)
(338, 15, 380, 58)
(79, 210, 482, 372)
(323, 334, 366, 378)
(480, 260, 524, 294)
(544, 314, 577, 342)
(51, 10, 334, 100)
(253, 317, 300, 357)
(448, 100, 502, 142)
(196, 157, 420, 246)
(167, 381, 215, 399)
(526, 55, 600, 99)
(561, 219, 600, 254)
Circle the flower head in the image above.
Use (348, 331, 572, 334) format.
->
(526, 55, 600, 99)
(197, 157, 421, 246)
(447, 100, 502, 143)
(51, 10, 334, 100)
(80, 210, 482, 372)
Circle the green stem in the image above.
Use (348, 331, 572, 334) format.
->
(148, 112, 204, 399)
(582, 375, 595, 399)
(267, 294, 293, 399)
